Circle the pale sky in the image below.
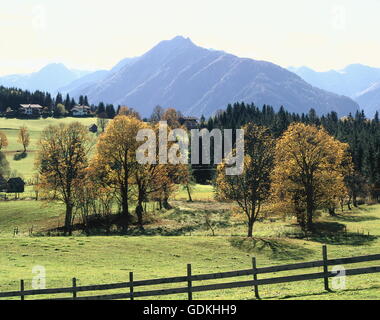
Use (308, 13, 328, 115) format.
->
(1, 0, 380, 76)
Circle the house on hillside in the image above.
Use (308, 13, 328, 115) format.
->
(71, 105, 91, 117)
(179, 117, 198, 130)
(19, 104, 43, 117)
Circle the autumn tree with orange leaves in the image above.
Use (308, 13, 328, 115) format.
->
(0, 131, 10, 178)
(271, 123, 352, 233)
(90, 115, 149, 230)
(91, 115, 191, 231)
(0, 131, 8, 151)
(162, 108, 182, 128)
(18, 126, 30, 153)
(36, 122, 92, 235)
(133, 120, 191, 228)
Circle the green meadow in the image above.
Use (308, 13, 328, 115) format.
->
(0, 191, 380, 300)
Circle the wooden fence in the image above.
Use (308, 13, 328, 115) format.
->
(0, 245, 379, 300)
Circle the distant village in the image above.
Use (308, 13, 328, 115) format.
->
(1, 103, 200, 131)
(3, 103, 94, 119)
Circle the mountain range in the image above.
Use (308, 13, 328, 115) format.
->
(0, 57, 141, 97)
(68, 36, 359, 117)
(289, 64, 380, 117)
(0, 36, 364, 117)
(0, 63, 90, 94)
(356, 83, 380, 117)
(61, 57, 139, 98)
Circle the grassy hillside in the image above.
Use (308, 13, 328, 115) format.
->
(0, 117, 97, 179)
(0, 185, 379, 300)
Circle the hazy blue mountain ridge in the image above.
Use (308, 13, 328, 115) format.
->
(72, 36, 359, 117)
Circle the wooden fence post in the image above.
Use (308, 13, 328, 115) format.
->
(322, 245, 330, 292)
(72, 278, 77, 299)
(187, 264, 193, 300)
(252, 258, 260, 299)
(129, 272, 134, 301)
(20, 279, 24, 301)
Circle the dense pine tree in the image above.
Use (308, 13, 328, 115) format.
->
(105, 104, 116, 119)
(55, 93, 63, 105)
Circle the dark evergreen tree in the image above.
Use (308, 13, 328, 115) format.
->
(105, 104, 116, 119)
(97, 102, 106, 115)
(55, 93, 63, 106)
(64, 94, 71, 111)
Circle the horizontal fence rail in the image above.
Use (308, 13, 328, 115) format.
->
(0, 246, 379, 300)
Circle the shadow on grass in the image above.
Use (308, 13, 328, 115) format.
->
(285, 222, 378, 246)
(38, 211, 209, 237)
(35, 213, 126, 237)
(126, 225, 198, 236)
(165, 206, 236, 232)
(331, 213, 380, 223)
(13, 152, 27, 161)
(229, 237, 315, 261)
(35, 199, 237, 237)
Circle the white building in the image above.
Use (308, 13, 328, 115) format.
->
(71, 105, 91, 117)
(19, 104, 43, 116)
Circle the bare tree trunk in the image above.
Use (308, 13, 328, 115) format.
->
(136, 188, 145, 230)
(247, 219, 254, 238)
(121, 189, 130, 231)
(64, 203, 73, 236)
(247, 206, 256, 238)
(328, 207, 336, 216)
(163, 196, 172, 210)
(306, 186, 314, 232)
(353, 193, 358, 207)
(347, 197, 352, 210)
(186, 185, 193, 202)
